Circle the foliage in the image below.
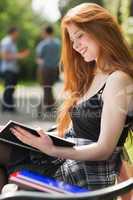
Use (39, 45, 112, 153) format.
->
(103, 0, 133, 46)
(59, 0, 103, 18)
(0, 0, 36, 80)
(0, 0, 60, 81)
(59, 0, 133, 47)
(125, 130, 133, 163)
(120, 0, 133, 46)
(103, 0, 121, 20)
(0, 0, 132, 81)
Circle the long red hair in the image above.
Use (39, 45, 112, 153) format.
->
(57, 3, 133, 137)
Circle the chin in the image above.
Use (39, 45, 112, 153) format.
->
(83, 57, 95, 62)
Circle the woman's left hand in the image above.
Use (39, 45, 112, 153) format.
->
(10, 126, 56, 156)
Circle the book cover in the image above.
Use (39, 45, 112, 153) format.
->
(9, 170, 89, 194)
(0, 120, 75, 151)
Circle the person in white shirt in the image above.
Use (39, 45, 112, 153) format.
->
(1, 26, 29, 112)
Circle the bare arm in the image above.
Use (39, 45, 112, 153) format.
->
(50, 71, 133, 160)
(1, 50, 29, 61)
(36, 57, 44, 66)
(11, 71, 133, 161)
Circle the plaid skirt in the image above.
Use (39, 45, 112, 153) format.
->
(54, 140, 122, 189)
(7, 129, 122, 190)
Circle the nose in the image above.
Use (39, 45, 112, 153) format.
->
(73, 40, 81, 52)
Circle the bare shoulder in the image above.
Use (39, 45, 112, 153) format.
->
(103, 70, 133, 97)
(108, 70, 132, 82)
(106, 70, 132, 88)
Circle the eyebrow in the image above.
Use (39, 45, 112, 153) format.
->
(73, 30, 79, 35)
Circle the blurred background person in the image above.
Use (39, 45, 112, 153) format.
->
(0, 26, 30, 113)
(35, 28, 46, 86)
(36, 25, 61, 116)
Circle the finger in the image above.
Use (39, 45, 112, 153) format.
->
(14, 126, 36, 140)
(36, 127, 42, 132)
(11, 128, 27, 142)
(11, 128, 35, 147)
(13, 126, 29, 136)
(35, 130, 52, 145)
(10, 128, 33, 145)
(36, 128, 45, 137)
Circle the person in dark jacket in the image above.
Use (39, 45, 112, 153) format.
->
(36, 26, 60, 115)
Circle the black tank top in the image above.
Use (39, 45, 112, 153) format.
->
(70, 83, 133, 146)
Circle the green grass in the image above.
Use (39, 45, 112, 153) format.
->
(18, 80, 37, 86)
(0, 80, 38, 92)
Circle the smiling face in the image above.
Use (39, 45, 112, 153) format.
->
(67, 23, 99, 62)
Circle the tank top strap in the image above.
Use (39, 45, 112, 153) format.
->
(97, 82, 106, 95)
(97, 73, 112, 95)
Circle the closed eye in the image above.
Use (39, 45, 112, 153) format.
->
(77, 33, 84, 39)
(70, 32, 84, 43)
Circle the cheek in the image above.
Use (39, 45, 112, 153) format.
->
(80, 37, 87, 45)
(84, 42, 99, 62)
(81, 37, 99, 55)
(88, 42, 99, 57)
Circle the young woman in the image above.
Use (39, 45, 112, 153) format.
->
(0, 3, 133, 191)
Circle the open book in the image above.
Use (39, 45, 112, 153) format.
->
(0, 120, 75, 152)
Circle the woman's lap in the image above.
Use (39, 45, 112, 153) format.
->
(7, 148, 116, 190)
(5, 137, 122, 190)
(7, 159, 116, 190)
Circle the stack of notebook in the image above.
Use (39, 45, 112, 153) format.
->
(9, 170, 89, 194)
